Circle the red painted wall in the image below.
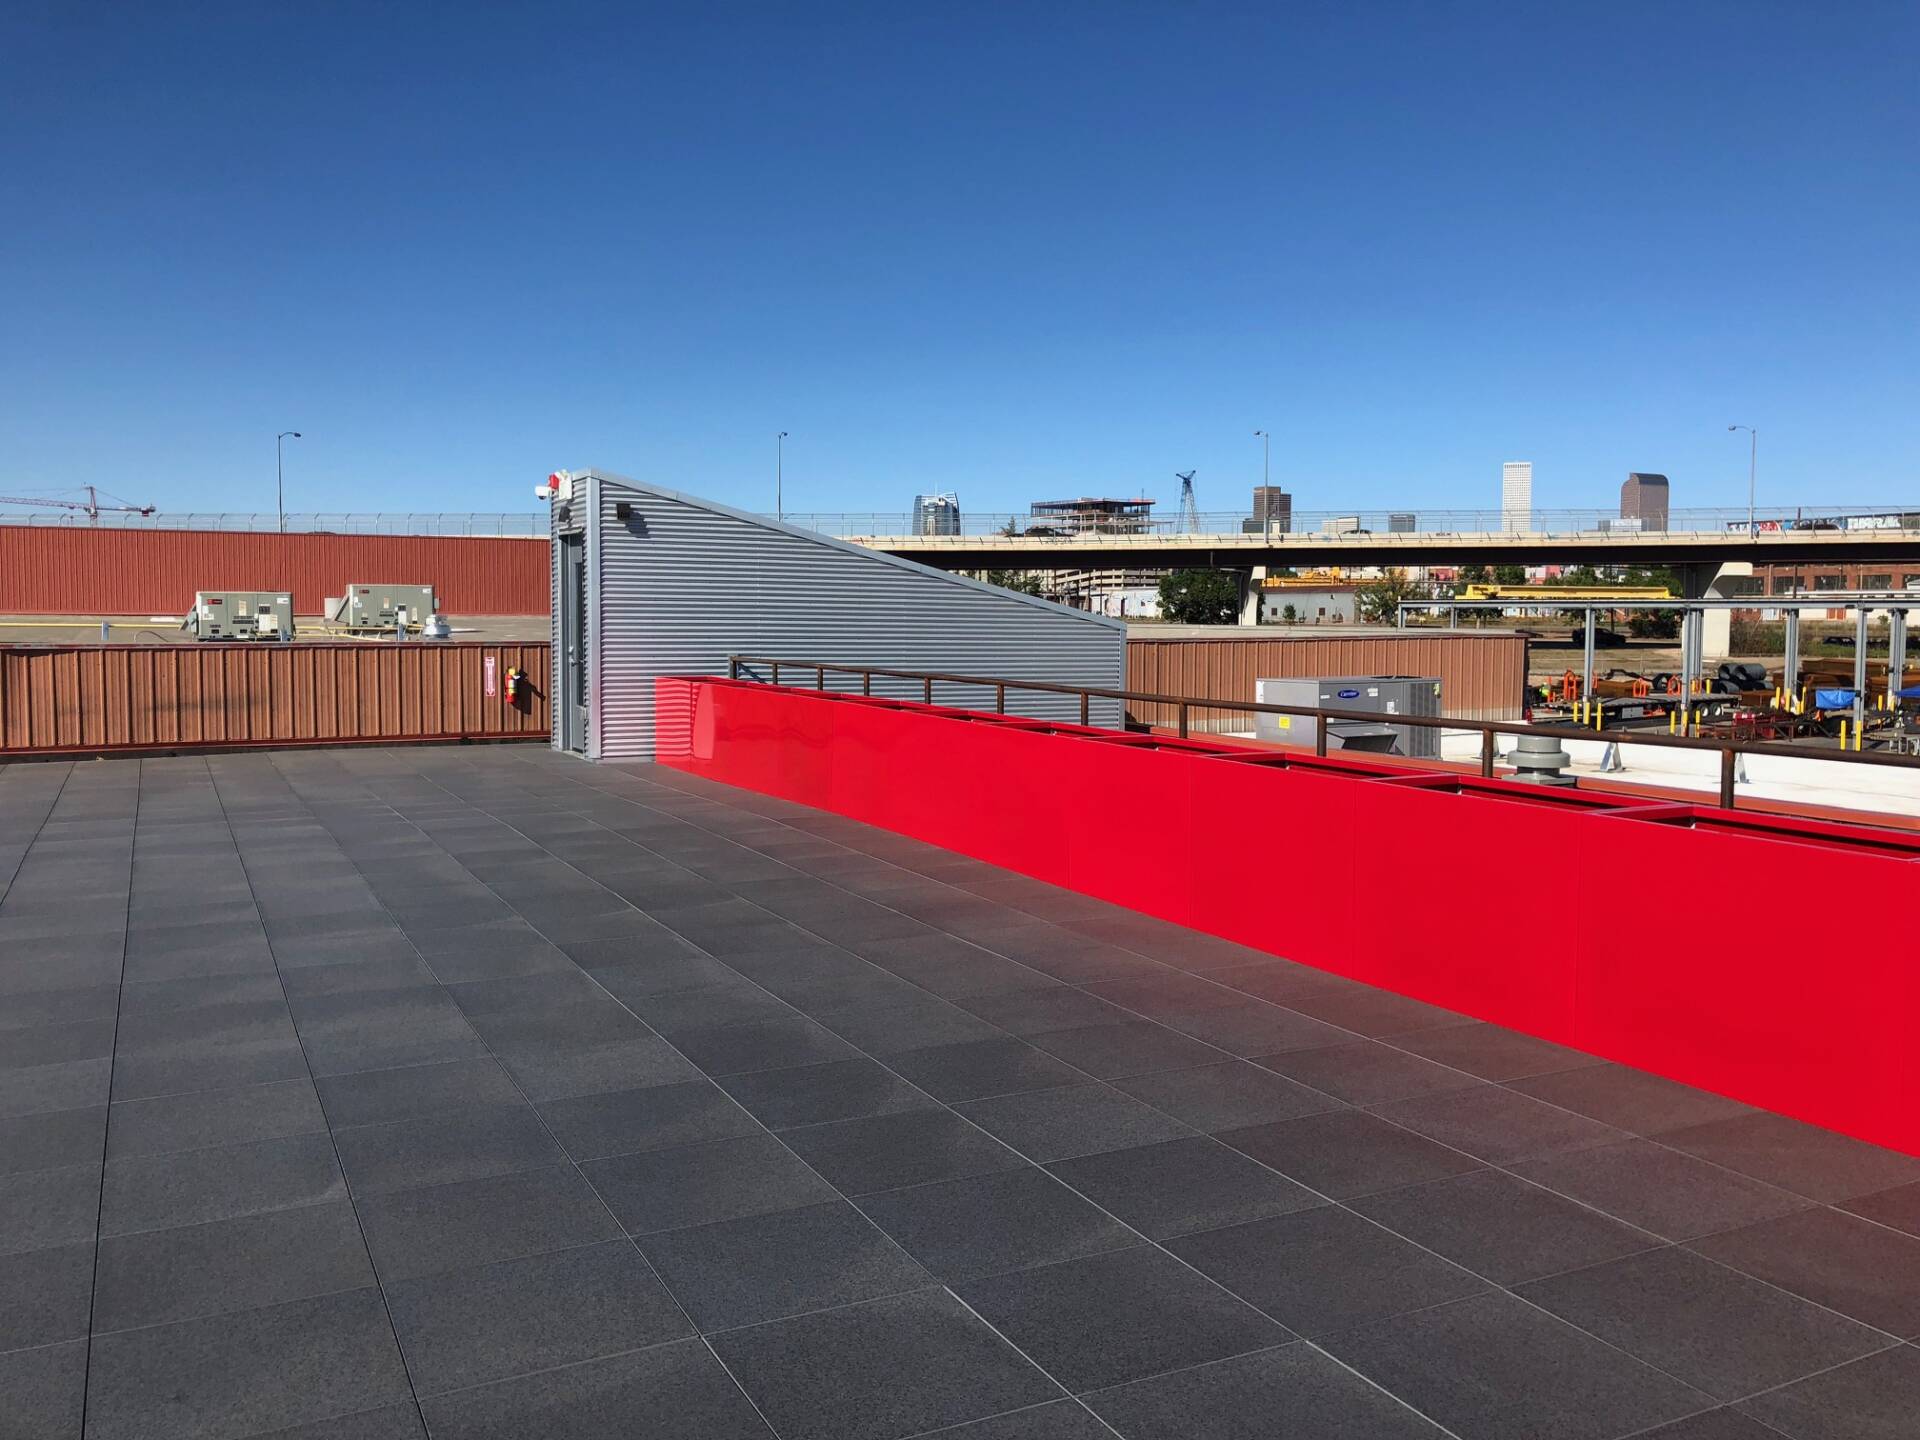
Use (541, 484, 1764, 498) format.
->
(657, 676, 1920, 1157)
(0, 526, 549, 616)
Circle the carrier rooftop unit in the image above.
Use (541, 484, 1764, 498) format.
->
(1253, 675, 1443, 757)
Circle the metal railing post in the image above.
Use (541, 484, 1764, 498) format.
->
(816, 665, 825, 690)
(1480, 729, 1496, 778)
(1177, 702, 1189, 738)
(728, 656, 740, 680)
(923, 676, 932, 704)
(771, 662, 780, 685)
(1719, 747, 1738, 809)
(995, 683, 1005, 714)
(1314, 722, 1329, 758)
(1080, 693, 1090, 726)
(862, 671, 872, 696)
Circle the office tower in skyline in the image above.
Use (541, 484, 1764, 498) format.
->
(912, 492, 962, 536)
(1502, 461, 1533, 533)
(1621, 472, 1670, 530)
(1251, 485, 1292, 533)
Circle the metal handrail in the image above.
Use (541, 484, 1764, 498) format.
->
(725, 655, 1920, 813)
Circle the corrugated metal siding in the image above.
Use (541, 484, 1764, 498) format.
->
(550, 507, 563, 751)
(1126, 632, 1529, 731)
(0, 526, 550, 616)
(0, 642, 548, 755)
(586, 473, 1126, 760)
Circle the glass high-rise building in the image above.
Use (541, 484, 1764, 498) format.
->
(912, 492, 962, 536)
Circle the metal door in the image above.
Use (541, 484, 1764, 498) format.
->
(559, 533, 587, 752)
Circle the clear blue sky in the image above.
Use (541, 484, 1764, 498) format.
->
(3, 2, 1914, 521)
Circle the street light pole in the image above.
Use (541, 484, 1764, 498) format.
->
(276, 431, 302, 533)
(776, 431, 789, 521)
(1254, 430, 1270, 536)
(1728, 424, 1756, 535)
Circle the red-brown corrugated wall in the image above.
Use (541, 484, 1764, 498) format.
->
(1126, 630, 1530, 729)
(0, 527, 550, 616)
(0, 642, 549, 753)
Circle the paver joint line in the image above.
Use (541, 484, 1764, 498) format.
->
(1, 746, 1911, 1440)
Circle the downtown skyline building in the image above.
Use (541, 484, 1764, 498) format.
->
(1501, 461, 1533, 533)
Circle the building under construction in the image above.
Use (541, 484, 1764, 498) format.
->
(1024, 497, 1166, 609)
(1025, 496, 1158, 535)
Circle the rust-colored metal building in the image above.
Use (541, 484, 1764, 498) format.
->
(0, 642, 548, 755)
(1125, 625, 1529, 731)
(0, 526, 550, 617)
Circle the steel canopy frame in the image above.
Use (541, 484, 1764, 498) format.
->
(1401, 594, 1920, 719)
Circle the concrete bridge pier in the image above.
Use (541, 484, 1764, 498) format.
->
(1239, 566, 1266, 626)
(1680, 560, 1754, 661)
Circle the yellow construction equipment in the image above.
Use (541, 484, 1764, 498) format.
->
(1456, 584, 1673, 602)
(1259, 568, 1350, 589)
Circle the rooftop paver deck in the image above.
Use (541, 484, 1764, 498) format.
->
(3, 745, 1918, 1439)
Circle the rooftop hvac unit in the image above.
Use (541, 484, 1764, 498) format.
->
(183, 592, 295, 642)
(326, 584, 439, 633)
(1253, 675, 1443, 758)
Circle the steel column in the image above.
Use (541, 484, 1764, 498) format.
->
(1783, 610, 1800, 708)
(1850, 610, 1866, 744)
(1890, 610, 1908, 705)
(1678, 608, 1697, 732)
(1854, 608, 1870, 739)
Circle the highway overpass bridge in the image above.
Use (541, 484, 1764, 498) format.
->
(817, 519, 1920, 576)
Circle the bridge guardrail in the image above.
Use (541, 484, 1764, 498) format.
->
(774, 506, 1920, 539)
(5, 505, 1916, 540)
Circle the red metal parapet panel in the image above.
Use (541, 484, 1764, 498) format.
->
(0, 642, 549, 755)
(656, 674, 1920, 1157)
(0, 526, 550, 616)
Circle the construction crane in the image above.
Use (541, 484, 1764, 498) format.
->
(0, 486, 156, 524)
(1175, 471, 1200, 532)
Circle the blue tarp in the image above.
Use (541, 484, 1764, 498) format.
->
(1815, 688, 1857, 709)
(1898, 685, 1920, 700)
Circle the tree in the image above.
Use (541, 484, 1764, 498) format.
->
(1628, 608, 1680, 639)
(1457, 564, 1490, 587)
(1157, 569, 1242, 625)
(982, 570, 1043, 597)
(1492, 563, 1527, 585)
(1556, 565, 1602, 622)
(1618, 565, 1680, 638)
(1355, 571, 1433, 624)
(1279, 603, 1300, 624)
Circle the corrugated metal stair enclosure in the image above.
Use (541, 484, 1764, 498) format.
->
(548, 470, 1126, 760)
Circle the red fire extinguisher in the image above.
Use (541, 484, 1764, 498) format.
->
(504, 667, 522, 705)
